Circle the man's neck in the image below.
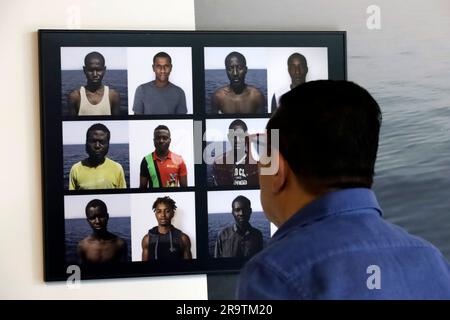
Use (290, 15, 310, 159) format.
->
(85, 157, 106, 168)
(91, 229, 112, 240)
(290, 81, 303, 90)
(85, 83, 103, 92)
(235, 222, 250, 235)
(158, 225, 172, 235)
(231, 83, 246, 95)
(155, 149, 169, 160)
(154, 79, 169, 88)
(273, 184, 322, 228)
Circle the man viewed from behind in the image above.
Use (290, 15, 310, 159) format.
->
(237, 80, 450, 299)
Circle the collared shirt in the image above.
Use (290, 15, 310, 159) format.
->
(237, 188, 450, 299)
(215, 224, 263, 258)
(140, 151, 187, 187)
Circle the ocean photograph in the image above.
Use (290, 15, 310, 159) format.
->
(63, 143, 130, 189)
(65, 216, 132, 264)
(61, 70, 128, 116)
(204, 69, 267, 113)
(208, 211, 270, 257)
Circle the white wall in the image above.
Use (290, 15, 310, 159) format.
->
(0, 0, 207, 299)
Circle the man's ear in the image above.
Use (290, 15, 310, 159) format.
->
(272, 153, 288, 194)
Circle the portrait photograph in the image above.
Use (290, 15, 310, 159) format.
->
(127, 47, 193, 115)
(205, 118, 269, 187)
(62, 120, 130, 190)
(60, 47, 128, 116)
(128, 119, 195, 188)
(204, 47, 268, 114)
(267, 47, 328, 113)
(64, 194, 131, 265)
(207, 190, 271, 258)
(130, 192, 197, 262)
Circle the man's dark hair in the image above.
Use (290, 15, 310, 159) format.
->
(287, 52, 307, 68)
(86, 123, 111, 141)
(84, 51, 105, 66)
(228, 119, 248, 132)
(154, 125, 170, 133)
(153, 52, 172, 64)
(85, 199, 108, 216)
(225, 51, 246, 67)
(232, 195, 251, 210)
(152, 196, 177, 213)
(268, 80, 382, 192)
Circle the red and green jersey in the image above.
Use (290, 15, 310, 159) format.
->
(140, 151, 187, 187)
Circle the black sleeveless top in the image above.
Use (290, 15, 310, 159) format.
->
(148, 226, 184, 261)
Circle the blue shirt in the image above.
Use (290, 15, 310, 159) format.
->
(237, 188, 450, 299)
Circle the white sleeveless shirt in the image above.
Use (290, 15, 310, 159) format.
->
(78, 86, 111, 115)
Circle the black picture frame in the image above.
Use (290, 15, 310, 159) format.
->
(39, 30, 347, 281)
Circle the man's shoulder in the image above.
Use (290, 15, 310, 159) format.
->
(78, 235, 96, 247)
(136, 81, 153, 91)
(212, 85, 230, 97)
(70, 161, 83, 171)
(246, 85, 264, 96)
(169, 151, 185, 163)
(104, 157, 124, 170)
(142, 153, 153, 161)
(108, 86, 119, 96)
(218, 225, 234, 237)
(167, 82, 185, 93)
(249, 225, 263, 236)
(114, 235, 127, 247)
(240, 212, 450, 299)
(260, 212, 447, 273)
(69, 88, 81, 98)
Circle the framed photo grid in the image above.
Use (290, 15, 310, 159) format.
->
(39, 30, 347, 281)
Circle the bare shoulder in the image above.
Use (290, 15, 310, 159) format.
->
(115, 236, 126, 248)
(78, 236, 90, 249)
(212, 86, 230, 99)
(109, 88, 120, 99)
(141, 233, 149, 248)
(68, 88, 81, 102)
(247, 85, 264, 98)
(181, 232, 191, 245)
